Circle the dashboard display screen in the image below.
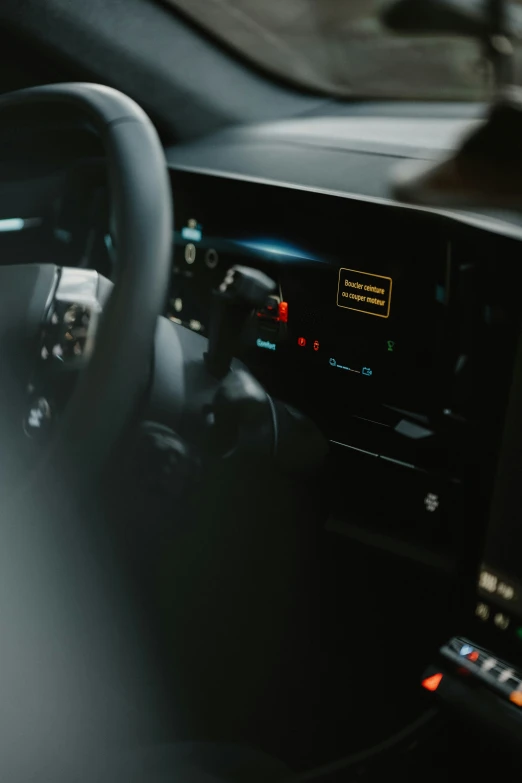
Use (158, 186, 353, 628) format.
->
(168, 169, 451, 421)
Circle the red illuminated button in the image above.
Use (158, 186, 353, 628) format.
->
(422, 673, 443, 692)
(468, 651, 479, 663)
(278, 301, 289, 323)
(297, 337, 306, 347)
(313, 340, 320, 351)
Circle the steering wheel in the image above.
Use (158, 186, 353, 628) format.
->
(0, 82, 172, 487)
(0, 83, 180, 781)
(0, 83, 323, 782)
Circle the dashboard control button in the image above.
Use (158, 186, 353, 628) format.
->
(475, 602, 491, 621)
(498, 668, 515, 683)
(441, 637, 522, 706)
(63, 305, 77, 326)
(422, 672, 443, 692)
(62, 303, 91, 330)
(24, 397, 52, 438)
(509, 691, 522, 707)
(278, 301, 288, 323)
(424, 492, 440, 512)
(368, 461, 451, 533)
(257, 295, 280, 323)
(205, 248, 219, 269)
(494, 612, 511, 630)
(481, 657, 497, 673)
(184, 243, 196, 265)
(491, 664, 505, 680)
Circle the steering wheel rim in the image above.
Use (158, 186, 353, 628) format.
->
(0, 84, 181, 781)
(0, 82, 172, 476)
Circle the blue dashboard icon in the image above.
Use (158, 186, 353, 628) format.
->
(256, 338, 276, 352)
(329, 358, 336, 367)
(362, 367, 373, 377)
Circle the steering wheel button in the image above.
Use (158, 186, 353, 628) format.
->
(62, 303, 91, 330)
(63, 306, 77, 326)
(24, 397, 52, 438)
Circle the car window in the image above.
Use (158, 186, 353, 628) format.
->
(165, 0, 522, 100)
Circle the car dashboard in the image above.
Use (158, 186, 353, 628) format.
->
(2, 111, 522, 680)
(167, 109, 522, 684)
(162, 157, 522, 743)
(165, 162, 518, 576)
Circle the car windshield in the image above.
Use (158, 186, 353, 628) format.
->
(165, 0, 522, 100)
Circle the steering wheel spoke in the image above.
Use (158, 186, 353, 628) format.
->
(24, 267, 111, 439)
(0, 83, 171, 487)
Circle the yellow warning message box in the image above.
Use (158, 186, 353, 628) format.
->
(336, 268, 392, 318)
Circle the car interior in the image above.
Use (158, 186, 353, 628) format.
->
(0, 0, 522, 780)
